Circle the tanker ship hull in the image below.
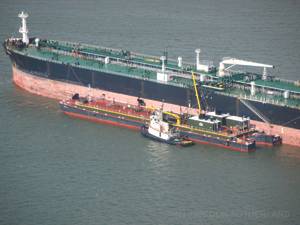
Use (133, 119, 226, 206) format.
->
(8, 49, 300, 147)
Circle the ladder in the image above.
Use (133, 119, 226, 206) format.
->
(239, 98, 271, 126)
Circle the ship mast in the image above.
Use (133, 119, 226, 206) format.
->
(18, 11, 29, 45)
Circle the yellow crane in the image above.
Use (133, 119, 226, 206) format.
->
(192, 71, 201, 114)
(162, 111, 181, 126)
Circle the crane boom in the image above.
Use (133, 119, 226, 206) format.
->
(218, 58, 274, 77)
(221, 58, 274, 68)
(192, 71, 201, 113)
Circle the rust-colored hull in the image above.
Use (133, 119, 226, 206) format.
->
(12, 66, 300, 147)
(12, 66, 198, 114)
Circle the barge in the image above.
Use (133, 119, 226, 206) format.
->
(59, 95, 273, 152)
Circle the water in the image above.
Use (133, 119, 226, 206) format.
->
(0, 0, 300, 224)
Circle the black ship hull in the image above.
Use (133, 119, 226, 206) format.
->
(8, 50, 300, 130)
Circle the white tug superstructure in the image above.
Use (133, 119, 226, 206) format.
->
(141, 109, 194, 146)
(147, 110, 178, 141)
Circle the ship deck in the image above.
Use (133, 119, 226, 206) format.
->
(62, 98, 259, 142)
(7, 38, 300, 110)
(66, 98, 153, 121)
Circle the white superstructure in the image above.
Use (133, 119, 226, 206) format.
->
(147, 110, 178, 141)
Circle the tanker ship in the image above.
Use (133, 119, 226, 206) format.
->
(3, 12, 300, 146)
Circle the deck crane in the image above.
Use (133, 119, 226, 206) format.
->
(192, 71, 202, 115)
(218, 58, 274, 80)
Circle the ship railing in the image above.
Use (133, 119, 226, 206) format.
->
(43, 40, 205, 76)
(49, 39, 124, 55)
(50, 39, 164, 65)
(219, 91, 299, 109)
(233, 78, 300, 95)
(39, 40, 208, 80)
(274, 77, 294, 84)
(274, 77, 300, 88)
(54, 39, 193, 71)
(130, 51, 200, 71)
(42, 47, 190, 87)
(28, 43, 207, 89)
(67, 48, 195, 84)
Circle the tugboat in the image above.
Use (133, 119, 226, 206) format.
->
(141, 109, 194, 147)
